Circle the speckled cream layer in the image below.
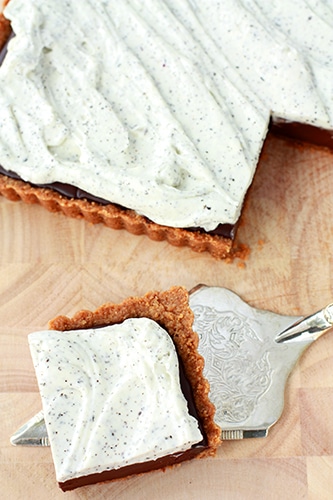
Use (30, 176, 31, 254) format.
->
(28, 318, 203, 483)
(1, 0, 333, 230)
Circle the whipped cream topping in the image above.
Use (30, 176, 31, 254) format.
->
(1, 0, 333, 230)
(28, 318, 202, 483)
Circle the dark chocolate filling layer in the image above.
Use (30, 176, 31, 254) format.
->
(270, 118, 333, 150)
(0, 164, 236, 238)
(59, 445, 204, 491)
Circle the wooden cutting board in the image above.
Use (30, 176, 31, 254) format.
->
(1, 134, 333, 499)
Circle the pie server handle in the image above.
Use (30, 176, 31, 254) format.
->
(275, 303, 333, 343)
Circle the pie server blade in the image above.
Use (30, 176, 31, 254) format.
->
(189, 285, 333, 439)
(10, 285, 333, 445)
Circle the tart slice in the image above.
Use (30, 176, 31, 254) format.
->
(28, 287, 220, 491)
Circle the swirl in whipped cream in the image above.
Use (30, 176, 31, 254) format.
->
(0, 0, 332, 230)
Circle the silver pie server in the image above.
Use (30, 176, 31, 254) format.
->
(10, 410, 49, 447)
(10, 285, 333, 445)
(189, 285, 333, 439)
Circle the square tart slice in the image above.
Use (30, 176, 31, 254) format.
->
(28, 286, 220, 491)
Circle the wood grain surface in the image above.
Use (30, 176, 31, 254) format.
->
(1, 134, 333, 499)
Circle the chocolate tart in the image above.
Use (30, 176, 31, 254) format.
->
(0, 1, 333, 259)
(28, 287, 220, 491)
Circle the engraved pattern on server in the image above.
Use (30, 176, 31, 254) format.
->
(192, 304, 273, 423)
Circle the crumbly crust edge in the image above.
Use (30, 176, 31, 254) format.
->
(0, 174, 233, 258)
(48, 286, 221, 456)
(0, 1, 10, 50)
